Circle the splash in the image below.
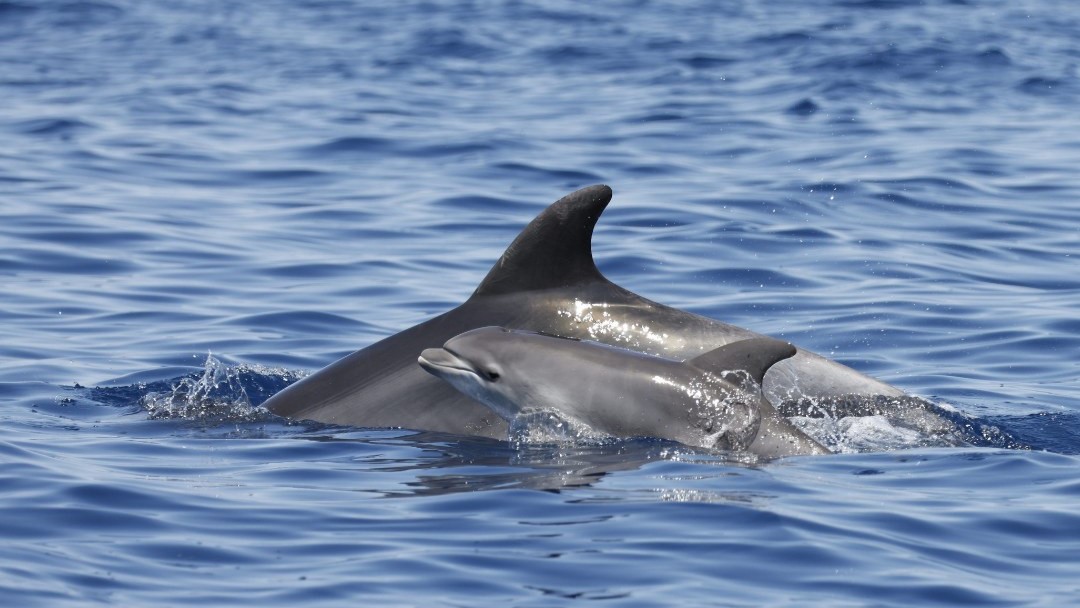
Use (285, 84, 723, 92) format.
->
(508, 409, 613, 448)
(778, 394, 1025, 453)
(140, 354, 302, 423)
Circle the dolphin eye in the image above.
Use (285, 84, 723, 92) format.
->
(485, 370, 500, 381)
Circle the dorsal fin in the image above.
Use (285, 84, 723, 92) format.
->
(471, 185, 612, 297)
(687, 338, 797, 384)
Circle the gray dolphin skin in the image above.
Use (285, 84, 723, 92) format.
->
(263, 185, 905, 438)
(419, 327, 830, 457)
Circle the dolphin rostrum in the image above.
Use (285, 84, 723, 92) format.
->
(419, 327, 830, 457)
(263, 185, 905, 438)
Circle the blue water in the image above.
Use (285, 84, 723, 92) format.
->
(2, 0, 1079, 604)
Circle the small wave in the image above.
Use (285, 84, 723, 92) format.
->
(975, 47, 1011, 67)
(625, 112, 686, 124)
(299, 136, 397, 157)
(408, 142, 493, 158)
(410, 27, 496, 60)
(235, 168, 332, 183)
(835, 0, 918, 8)
(12, 117, 94, 136)
(486, 162, 604, 187)
(255, 263, 364, 280)
(786, 98, 820, 116)
(1016, 76, 1070, 96)
(0, 248, 140, 275)
(692, 267, 820, 290)
(678, 54, 736, 70)
(429, 194, 534, 213)
(991, 412, 1080, 455)
(0, 1, 36, 17)
(223, 310, 374, 334)
(1, 0, 124, 27)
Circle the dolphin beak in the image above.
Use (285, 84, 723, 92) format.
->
(418, 348, 476, 378)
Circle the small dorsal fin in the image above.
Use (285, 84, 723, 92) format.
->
(687, 338, 797, 384)
(471, 185, 613, 297)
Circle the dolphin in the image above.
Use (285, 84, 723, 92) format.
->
(263, 185, 905, 438)
(418, 327, 830, 457)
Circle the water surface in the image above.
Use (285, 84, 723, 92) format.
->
(2, 0, 1078, 605)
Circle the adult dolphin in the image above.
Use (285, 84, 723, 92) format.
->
(263, 185, 904, 438)
(419, 327, 830, 457)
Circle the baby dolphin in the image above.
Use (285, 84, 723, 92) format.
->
(419, 327, 829, 458)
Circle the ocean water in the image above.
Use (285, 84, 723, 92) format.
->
(2, 0, 1079, 605)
